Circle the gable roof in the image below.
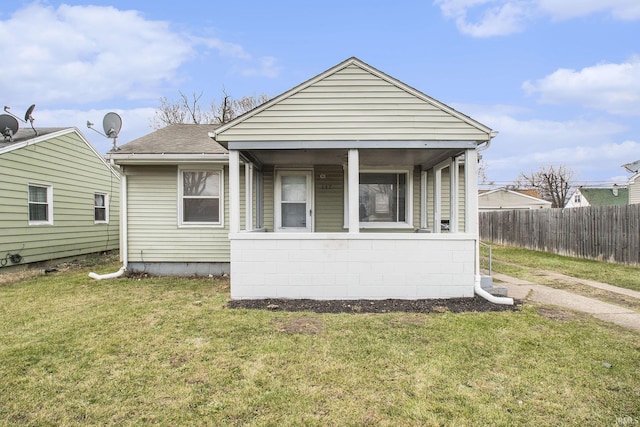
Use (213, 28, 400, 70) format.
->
(213, 57, 494, 144)
(479, 187, 551, 204)
(577, 187, 629, 206)
(0, 127, 120, 179)
(0, 127, 67, 153)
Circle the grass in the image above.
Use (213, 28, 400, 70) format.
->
(486, 244, 640, 292)
(1, 255, 639, 426)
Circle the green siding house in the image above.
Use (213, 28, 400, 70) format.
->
(108, 58, 510, 303)
(0, 127, 120, 269)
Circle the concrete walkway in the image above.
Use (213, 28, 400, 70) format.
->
(493, 273, 640, 332)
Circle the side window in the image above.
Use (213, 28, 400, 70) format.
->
(179, 169, 223, 226)
(94, 193, 108, 223)
(28, 184, 53, 225)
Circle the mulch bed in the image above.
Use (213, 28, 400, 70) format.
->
(228, 296, 522, 314)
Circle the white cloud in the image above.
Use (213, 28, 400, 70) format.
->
(523, 57, 640, 116)
(0, 3, 277, 107)
(434, 0, 531, 37)
(0, 4, 194, 104)
(434, 0, 640, 37)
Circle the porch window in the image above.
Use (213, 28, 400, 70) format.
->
(359, 173, 407, 222)
(345, 169, 412, 228)
(94, 193, 108, 223)
(28, 184, 53, 225)
(179, 169, 223, 226)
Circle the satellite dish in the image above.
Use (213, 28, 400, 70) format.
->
(3, 104, 37, 137)
(87, 111, 123, 150)
(103, 112, 122, 139)
(25, 104, 35, 123)
(0, 114, 19, 142)
(622, 160, 640, 174)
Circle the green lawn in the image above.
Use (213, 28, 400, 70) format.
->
(485, 244, 640, 292)
(1, 256, 639, 426)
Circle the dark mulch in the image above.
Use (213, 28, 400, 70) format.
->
(228, 296, 522, 314)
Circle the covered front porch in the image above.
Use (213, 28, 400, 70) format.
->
(226, 143, 483, 300)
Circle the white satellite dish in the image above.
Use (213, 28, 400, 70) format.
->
(87, 111, 123, 150)
(103, 112, 122, 139)
(622, 160, 640, 174)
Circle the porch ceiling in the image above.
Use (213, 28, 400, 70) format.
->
(246, 148, 464, 169)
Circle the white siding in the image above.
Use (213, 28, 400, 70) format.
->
(629, 180, 640, 205)
(218, 64, 489, 142)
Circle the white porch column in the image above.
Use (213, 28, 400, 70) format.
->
(348, 148, 360, 234)
(465, 149, 478, 234)
(229, 149, 240, 234)
(245, 162, 253, 231)
(450, 157, 459, 233)
(433, 167, 441, 233)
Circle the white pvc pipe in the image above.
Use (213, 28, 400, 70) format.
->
(89, 266, 126, 280)
(474, 274, 514, 305)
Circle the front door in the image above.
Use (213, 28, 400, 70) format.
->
(275, 170, 313, 232)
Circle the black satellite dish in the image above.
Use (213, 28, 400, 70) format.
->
(25, 104, 35, 123)
(0, 114, 19, 142)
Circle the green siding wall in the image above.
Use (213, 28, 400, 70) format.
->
(125, 164, 244, 263)
(0, 131, 120, 266)
(315, 165, 345, 232)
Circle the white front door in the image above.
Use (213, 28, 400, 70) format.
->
(275, 170, 313, 232)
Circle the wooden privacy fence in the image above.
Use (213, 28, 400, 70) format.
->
(479, 204, 640, 265)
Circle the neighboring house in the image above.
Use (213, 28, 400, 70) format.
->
(564, 186, 628, 208)
(478, 188, 552, 211)
(108, 57, 500, 301)
(0, 127, 120, 268)
(626, 173, 640, 205)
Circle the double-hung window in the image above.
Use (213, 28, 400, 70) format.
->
(94, 193, 108, 223)
(28, 184, 53, 225)
(179, 168, 223, 226)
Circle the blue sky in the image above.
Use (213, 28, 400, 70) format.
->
(1, 0, 639, 187)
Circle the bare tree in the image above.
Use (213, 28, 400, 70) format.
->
(516, 164, 574, 208)
(151, 90, 269, 129)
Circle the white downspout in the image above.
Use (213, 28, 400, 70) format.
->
(466, 142, 513, 304)
(90, 173, 128, 280)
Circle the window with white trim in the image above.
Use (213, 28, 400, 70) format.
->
(345, 169, 413, 228)
(179, 169, 223, 226)
(94, 193, 108, 223)
(28, 184, 53, 225)
(359, 172, 407, 223)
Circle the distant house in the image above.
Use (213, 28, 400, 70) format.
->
(478, 188, 551, 211)
(0, 127, 120, 269)
(107, 57, 507, 302)
(565, 186, 629, 208)
(629, 174, 640, 205)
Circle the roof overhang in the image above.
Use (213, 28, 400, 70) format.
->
(220, 138, 480, 151)
(107, 153, 229, 165)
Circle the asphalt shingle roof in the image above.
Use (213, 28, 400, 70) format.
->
(0, 127, 67, 150)
(114, 124, 226, 155)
